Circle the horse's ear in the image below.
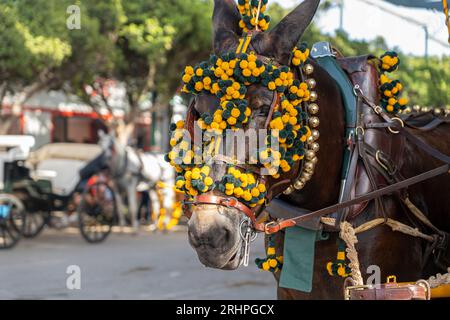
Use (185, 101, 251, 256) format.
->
(213, 0, 241, 54)
(257, 0, 320, 64)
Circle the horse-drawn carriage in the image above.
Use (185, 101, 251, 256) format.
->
(0, 136, 118, 248)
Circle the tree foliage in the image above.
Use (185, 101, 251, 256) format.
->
(266, 3, 449, 108)
(0, 0, 447, 124)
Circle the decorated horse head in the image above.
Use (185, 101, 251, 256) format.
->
(167, 0, 450, 299)
(166, 0, 324, 270)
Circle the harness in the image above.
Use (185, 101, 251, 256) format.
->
(183, 30, 305, 228)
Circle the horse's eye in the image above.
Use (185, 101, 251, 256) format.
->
(258, 104, 270, 116)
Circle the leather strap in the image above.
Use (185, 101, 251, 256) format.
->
(347, 283, 428, 300)
(264, 164, 449, 234)
(190, 194, 266, 232)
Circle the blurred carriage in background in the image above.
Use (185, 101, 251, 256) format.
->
(0, 136, 118, 248)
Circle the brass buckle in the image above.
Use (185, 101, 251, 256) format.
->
(387, 275, 397, 283)
(374, 105, 383, 114)
(264, 221, 278, 234)
(355, 126, 365, 138)
(387, 117, 404, 134)
(375, 150, 389, 172)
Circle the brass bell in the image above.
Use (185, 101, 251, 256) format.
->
(304, 161, 315, 173)
(305, 150, 315, 160)
(433, 108, 442, 115)
(310, 156, 318, 164)
(307, 136, 315, 144)
(306, 78, 316, 89)
(309, 116, 320, 128)
(309, 91, 318, 102)
(310, 142, 320, 153)
(413, 105, 421, 112)
(403, 107, 411, 114)
(421, 106, 430, 113)
(303, 64, 314, 75)
(301, 172, 312, 181)
(294, 180, 305, 190)
(283, 186, 294, 195)
(311, 129, 320, 141)
(308, 103, 319, 115)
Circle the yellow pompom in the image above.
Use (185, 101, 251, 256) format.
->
(194, 82, 203, 91)
(337, 265, 346, 277)
(231, 108, 240, 118)
(185, 66, 194, 75)
(267, 247, 275, 255)
(204, 177, 213, 186)
(242, 69, 252, 77)
(191, 171, 200, 180)
(232, 170, 241, 179)
(195, 68, 203, 76)
(239, 60, 248, 69)
(182, 74, 191, 83)
(175, 180, 185, 188)
(251, 188, 260, 197)
(243, 192, 252, 202)
(227, 117, 237, 125)
(203, 77, 211, 85)
(269, 259, 278, 268)
(262, 261, 270, 271)
(257, 184, 266, 193)
(326, 262, 333, 276)
(233, 187, 244, 196)
(248, 54, 257, 62)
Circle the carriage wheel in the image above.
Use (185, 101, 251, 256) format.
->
(78, 182, 117, 243)
(21, 211, 48, 238)
(0, 194, 25, 249)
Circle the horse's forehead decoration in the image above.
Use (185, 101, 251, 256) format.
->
(165, 0, 319, 209)
(237, 0, 271, 32)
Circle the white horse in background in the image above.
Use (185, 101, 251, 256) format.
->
(98, 131, 175, 232)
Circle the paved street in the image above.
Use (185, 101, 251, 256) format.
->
(0, 227, 276, 300)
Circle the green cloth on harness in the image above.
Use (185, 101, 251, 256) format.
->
(279, 226, 328, 293)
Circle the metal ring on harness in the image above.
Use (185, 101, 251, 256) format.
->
(415, 279, 431, 300)
(387, 117, 404, 134)
(355, 126, 365, 137)
(375, 150, 389, 172)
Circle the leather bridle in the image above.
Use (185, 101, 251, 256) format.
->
(181, 38, 311, 231)
(182, 86, 283, 232)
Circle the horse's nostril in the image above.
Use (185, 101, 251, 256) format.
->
(188, 226, 234, 249)
(210, 227, 232, 248)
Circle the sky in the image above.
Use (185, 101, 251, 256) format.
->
(272, 0, 449, 56)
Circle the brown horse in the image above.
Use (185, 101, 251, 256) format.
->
(186, 0, 450, 299)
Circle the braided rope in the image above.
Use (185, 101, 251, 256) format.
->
(321, 217, 435, 242)
(427, 268, 450, 288)
(403, 197, 442, 234)
(339, 221, 364, 286)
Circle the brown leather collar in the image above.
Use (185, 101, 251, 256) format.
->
(190, 194, 266, 232)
